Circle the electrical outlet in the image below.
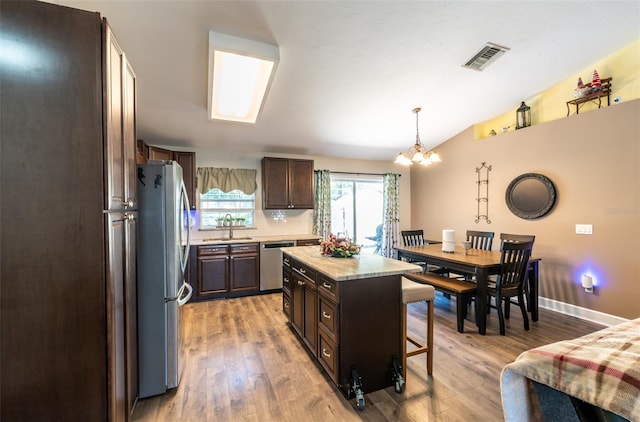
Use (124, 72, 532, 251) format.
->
(575, 224, 593, 235)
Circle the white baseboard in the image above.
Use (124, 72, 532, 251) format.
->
(539, 297, 630, 327)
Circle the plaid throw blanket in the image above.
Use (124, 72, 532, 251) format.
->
(501, 318, 640, 421)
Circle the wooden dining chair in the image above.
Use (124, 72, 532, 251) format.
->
(401, 230, 426, 247)
(401, 230, 448, 276)
(486, 240, 534, 335)
(499, 233, 535, 250)
(466, 230, 494, 251)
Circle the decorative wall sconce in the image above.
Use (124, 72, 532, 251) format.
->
(581, 274, 594, 293)
(516, 101, 531, 129)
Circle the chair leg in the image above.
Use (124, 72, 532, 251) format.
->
(427, 298, 433, 375)
(402, 303, 408, 381)
(505, 299, 511, 320)
(455, 294, 465, 333)
(496, 294, 506, 335)
(518, 292, 530, 331)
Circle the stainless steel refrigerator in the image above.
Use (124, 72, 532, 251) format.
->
(137, 160, 193, 398)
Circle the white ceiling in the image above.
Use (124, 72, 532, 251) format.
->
(52, 0, 639, 161)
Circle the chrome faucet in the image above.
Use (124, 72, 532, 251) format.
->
(224, 213, 233, 239)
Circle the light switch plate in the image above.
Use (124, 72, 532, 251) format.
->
(576, 224, 593, 235)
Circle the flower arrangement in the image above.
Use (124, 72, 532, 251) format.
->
(320, 233, 361, 258)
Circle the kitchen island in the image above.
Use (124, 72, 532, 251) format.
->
(281, 246, 421, 407)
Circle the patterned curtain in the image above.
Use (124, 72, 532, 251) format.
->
(381, 173, 400, 258)
(312, 170, 331, 239)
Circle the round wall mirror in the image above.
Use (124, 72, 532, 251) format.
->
(505, 173, 556, 219)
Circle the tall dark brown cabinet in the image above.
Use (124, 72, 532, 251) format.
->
(1, 2, 138, 420)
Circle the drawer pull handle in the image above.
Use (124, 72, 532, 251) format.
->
(239, 247, 250, 250)
(284, 278, 289, 283)
(322, 348, 331, 358)
(299, 268, 306, 274)
(322, 311, 331, 319)
(284, 258, 289, 263)
(322, 282, 332, 289)
(284, 302, 289, 308)
(297, 280, 305, 286)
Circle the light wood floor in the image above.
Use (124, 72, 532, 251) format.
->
(132, 292, 605, 421)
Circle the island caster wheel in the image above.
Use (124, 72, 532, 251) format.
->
(395, 378, 405, 393)
(351, 366, 365, 411)
(391, 356, 405, 393)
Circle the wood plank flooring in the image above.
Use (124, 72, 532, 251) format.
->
(132, 292, 605, 421)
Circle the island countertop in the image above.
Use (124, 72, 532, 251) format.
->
(282, 245, 422, 281)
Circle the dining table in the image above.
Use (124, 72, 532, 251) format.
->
(395, 243, 540, 335)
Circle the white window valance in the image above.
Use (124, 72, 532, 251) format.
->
(197, 167, 257, 195)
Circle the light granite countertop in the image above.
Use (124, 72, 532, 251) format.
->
(189, 234, 320, 246)
(282, 245, 422, 281)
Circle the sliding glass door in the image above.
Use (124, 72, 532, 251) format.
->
(330, 175, 383, 255)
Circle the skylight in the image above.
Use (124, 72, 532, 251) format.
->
(208, 31, 279, 123)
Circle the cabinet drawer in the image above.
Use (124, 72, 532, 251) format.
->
(230, 242, 259, 254)
(291, 259, 317, 285)
(283, 293, 291, 319)
(282, 254, 291, 267)
(282, 266, 292, 295)
(319, 296, 338, 341)
(318, 331, 338, 384)
(198, 245, 228, 256)
(296, 238, 320, 246)
(318, 275, 339, 303)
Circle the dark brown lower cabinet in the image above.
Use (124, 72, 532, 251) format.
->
(289, 258, 318, 356)
(191, 243, 259, 300)
(283, 252, 402, 399)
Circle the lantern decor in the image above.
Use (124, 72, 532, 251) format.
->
(516, 101, 531, 130)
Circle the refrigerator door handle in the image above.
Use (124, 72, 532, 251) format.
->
(176, 282, 193, 306)
(179, 179, 191, 273)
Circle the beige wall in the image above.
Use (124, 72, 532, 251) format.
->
(410, 99, 640, 320)
(162, 147, 413, 240)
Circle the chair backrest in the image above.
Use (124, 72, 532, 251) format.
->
(499, 233, 536, 251)
(466, 230, 494, 250)
(401, 230, 425, 247)
(496, 240, 534, 291)
(375, 224, 383, 240)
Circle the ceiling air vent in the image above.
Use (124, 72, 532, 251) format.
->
(462, 42, 510, 71)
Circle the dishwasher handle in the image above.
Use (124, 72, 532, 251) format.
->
(262, 241, 296, 249)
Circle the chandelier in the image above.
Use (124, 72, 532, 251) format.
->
(394, 107, 441, 166)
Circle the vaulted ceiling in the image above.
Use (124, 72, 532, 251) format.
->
(52, 0, 639, 161)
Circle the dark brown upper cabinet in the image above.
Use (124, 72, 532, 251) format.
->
(262, 157, 314, 210)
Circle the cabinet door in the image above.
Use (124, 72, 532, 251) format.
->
(230, 254, 259, 292)
(303, 286, 318, 356)
(198, 255, 229, 296)
(124, 213, 138, 417)
(291, 271, 304, 337)
(262, 157, 289, 209)
(123, 60, 137, 210)
(106, 213, 127, 422)
(105, 23, 125, 212)
(174, 151, 196, 210)
(136, 139, 148, 165)
(289, 159, 315, 209)
(148, 146, 174, 161)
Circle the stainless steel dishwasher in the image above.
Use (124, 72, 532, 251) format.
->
(260, 240, 296, 291)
